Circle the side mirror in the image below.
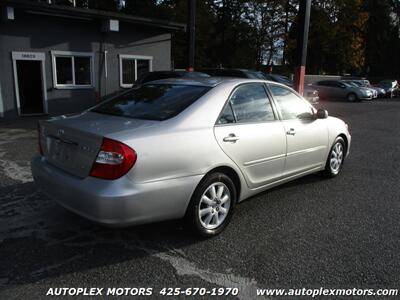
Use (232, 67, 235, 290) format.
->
(297, 112, 314, 120)
(316, 109, 328, 119)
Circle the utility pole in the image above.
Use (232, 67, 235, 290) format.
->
(293, 0, 311, 95)
(187, 0, 196, 72)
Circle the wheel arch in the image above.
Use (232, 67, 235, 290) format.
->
(202, 166, 242, 202)
(337, 133, 349, 161)
(187, 165, 242, 208)
(337, 133, 349, 155)
(328, 134, 348, 165)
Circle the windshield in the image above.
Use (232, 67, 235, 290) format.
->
(275, 75, 293, 86)
(352, 81, 363, 87)
(265, 74, 293, 86)
(341, 82, 353, 88)
(92, 84, 211, 121)
(347, 82, 359, 87)
(184, 72, 211, 78)
(256, 72, 268, 79)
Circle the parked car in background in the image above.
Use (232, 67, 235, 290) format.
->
(32, 78, 351, 237)
(200, 68, 265, 79)
(136, 71, 210, 85)
(263, 73, 293, 86)
(201, 68, 319, 104)
(263, 73, 319, 104)
(350, 80, 386, 98)
(377, 80, 399, 98)
(311, 80, 374, 102)
(344, 80, 378, 99)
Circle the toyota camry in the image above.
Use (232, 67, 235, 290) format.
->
(32, 78, 351, 237)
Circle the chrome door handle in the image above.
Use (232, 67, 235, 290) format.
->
(286, 128, 296, 136)
(223, 134, 240, 143)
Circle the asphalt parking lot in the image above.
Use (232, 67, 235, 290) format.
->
(0, 99, 399, 299)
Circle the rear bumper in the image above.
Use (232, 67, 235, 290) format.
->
(31, 156, 202, 227)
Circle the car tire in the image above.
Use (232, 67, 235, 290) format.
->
(324, 137, 346, 178)
(184, 172, 236, 237)
(347, 93, 358, 102)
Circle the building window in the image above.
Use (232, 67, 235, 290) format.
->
(51, 51, 94, 89)
(119, 55, 153, 88)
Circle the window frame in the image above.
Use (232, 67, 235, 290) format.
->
(119, 54, 153, 88)
(217, 101, 237, 125)
(51, 50, 94, 89)
(266, 83, 316, 121)
(215, 82, 279, 126)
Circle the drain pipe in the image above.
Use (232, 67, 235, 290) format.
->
(0, 83, 4, 118)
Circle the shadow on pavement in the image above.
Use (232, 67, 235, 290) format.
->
(0, 169, 330, 287)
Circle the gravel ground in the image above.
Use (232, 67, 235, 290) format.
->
(0, 98, 399, 299)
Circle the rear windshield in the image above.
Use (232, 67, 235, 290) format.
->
(92, 84, 211, 121)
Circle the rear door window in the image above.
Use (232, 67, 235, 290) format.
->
(92, 84, 210, 121)
(227, 83, 276, 123)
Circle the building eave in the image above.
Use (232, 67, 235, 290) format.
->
(1, 0, 186, 32)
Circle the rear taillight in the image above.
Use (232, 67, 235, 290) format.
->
(37, 123, 43, 155)
(89, 138, 137, 180)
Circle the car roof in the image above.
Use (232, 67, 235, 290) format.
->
(149, 70, 207, 75)
(144, 77, 276, 87)
(267, 73, 289, 78)
(200, 68, 262, 75)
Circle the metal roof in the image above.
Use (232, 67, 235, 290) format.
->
(1, 0, 186, 31)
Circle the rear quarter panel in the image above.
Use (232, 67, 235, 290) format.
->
(113, 126, 228, 183)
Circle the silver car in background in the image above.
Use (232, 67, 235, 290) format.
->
(32, 78, 351, 237)
(312, 80, 374, 102)
(350, 80, 386, 98)
(344, 80, 378, 99)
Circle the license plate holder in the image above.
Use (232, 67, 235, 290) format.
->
(46, 136, 76, 166)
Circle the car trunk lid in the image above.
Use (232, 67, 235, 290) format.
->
(39, 112, 159, 178)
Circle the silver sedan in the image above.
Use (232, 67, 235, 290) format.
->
(312, 80, 374, 101)
(32, 78, 351, 237)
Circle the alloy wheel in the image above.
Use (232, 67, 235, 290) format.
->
(348, 93, 356, 102)
(330, 142, 344, 174)
(198, 182, 231, 230)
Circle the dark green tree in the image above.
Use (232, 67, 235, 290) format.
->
(365, 0, 400, 77)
